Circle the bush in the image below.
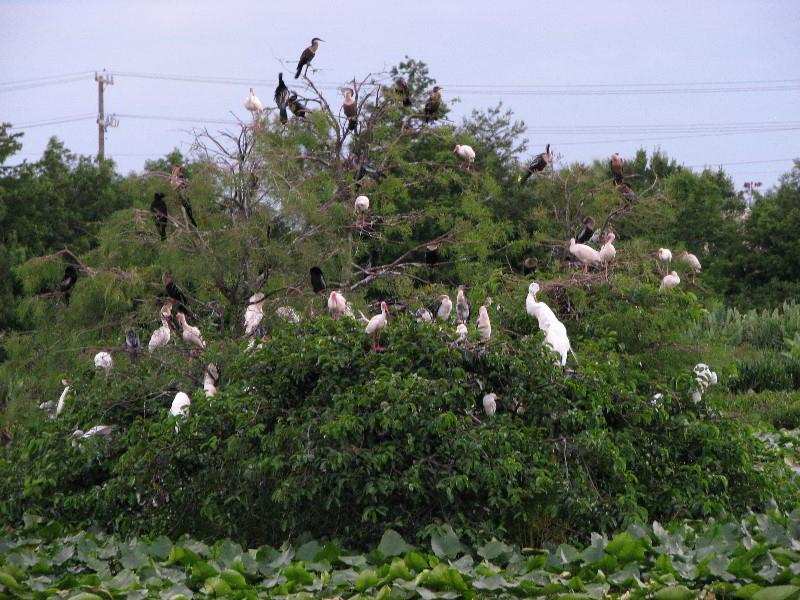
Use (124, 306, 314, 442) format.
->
(730, 352, 800, 392)
(717, 390, 800, 429)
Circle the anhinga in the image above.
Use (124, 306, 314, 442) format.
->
(423, 86, 442, 123)
(59, 265, 79, 304)
(343, 89, 358, 131)
(520, 144, 552, 184)
(611, 153, 624, 182)
(150, 192, 168, 241)
(575, 216, 595, 244)
(274, 73, 289, 123)
(170, 166, 197, 228)
(615, 181, 637, 203)
(394, 78, 412, 107)
(162, 272, 192, 321)
(309, 267, 326, 294)
(287, 93, 308, 119)
(295, 37, 323, 79)
(425, 243, 439, 265)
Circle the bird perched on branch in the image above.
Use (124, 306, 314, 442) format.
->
(611, 153, 624, 182)
(476, 306, 492, 341)
(176, 312, 205, 352)
(365, 302, 389, 352)
(394, 77, 412, 107)
(542, 320, 574, 367)
(415, 307, 433, 323)
(431, 294, 452, 321)
(162, 272, 192, 320)
(575, 217, 595, 244)
(526, 282, 558, 330)
(244, 87, 263, 119)
(328, 291, 347, 320)
(287, 93, 308, 119)
(453, 144, 475, 169)
(295, 37, 323, 79)
(124, 330, 141, 362)
(204, 364, 219, 398)
(423, 86, 442, 123)
(456, 323, 468, 342)
(244, 292, 265, 337)
(274, 74, 289, 123)
(59, 265, 79, 304)
(150, 192, 168, 241)
(482, 393, 497, 416)
(148, 311, 172, 353)
(660, 271, 680, 292)
(599, 232, 617, 280)
(354, 195, 369, 223)
(456, 286, 470, 325)
(309, 267, 326, 294)
(343, 89, 358, 131)
(94, 351, 113, 370)
(569, 238, 602, 273)
(657, 248, 673, 273)
(615, 180, 637, 203)
(679, 251, 702, 284)
(520, 144, 552, 184)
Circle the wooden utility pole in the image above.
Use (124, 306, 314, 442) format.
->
(95, 71, 114, 161)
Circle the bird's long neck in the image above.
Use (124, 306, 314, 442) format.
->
(310, 40, 319, 52)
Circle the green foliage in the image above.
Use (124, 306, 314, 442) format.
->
(719, 390, 800, 429)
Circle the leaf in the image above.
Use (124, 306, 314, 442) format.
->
(295, 540, 322, 562)
(378, 530, 415, 557)
(52, 544, 76, 566)
(472, 575, 507, 590)
(203, 576, 232, 596)
(737, 584, 765, 599)
(430, 526, 464, 559)
(148, 536, 173, 560)
(478, 540, 513, 562)
(0, 570, 20, 590)
(355, 569, 379, 592)
(654, 585, 698, 600)
(750, 586, 800, 600)
(219, 568, 247, 588)
(119, 545, 149, 571)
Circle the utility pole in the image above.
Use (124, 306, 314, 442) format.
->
(743, 180, 762, 205)
(95, 71, 114, 161)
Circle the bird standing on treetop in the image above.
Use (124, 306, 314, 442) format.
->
(520, 144, 552, 184)
(482, 393, 497, 416)
(423, 86, 442, 123)
(575, 217, 595, 244)
(615, 180, 637, 203)
(599, 232, 617, 280)
(274, 74, 289, 123)
(59, 265, 79, 304)
(295, 37, 323, 79)
(124, 330, 141, 362)
(476, 305, 492, 341)
(611, 153, 624, 182)
(394, 77, 411, 106)
(431, 294, 452, 321)
(176, 312, 205, 352)
(150, 192, 168, 241)
(657, 248, 673, 273)
(660, 271, 680, 292)
(569, 238, 602, 273)
(343, 89, 358, 131)
(456, 286, 470, 325)
(244, 87, 263, 119)
(244, 292, 265, 337)
(328, 291, 347, 320)
(287, 93, 308, 119)
(365, 302, 389, 352)
(453, 144, 475, 169)
(679, 251, 702, 284)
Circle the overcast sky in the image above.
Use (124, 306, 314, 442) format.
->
(2, 0, 798, 192)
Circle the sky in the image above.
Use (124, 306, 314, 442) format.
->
(2, 0, 799, 192)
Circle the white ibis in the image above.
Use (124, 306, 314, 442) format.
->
(170, 392, 190, 416)
(328, 291, 348, 320)
(679, 251, 702, 284)
(542, 320, 573, 367)
(149, 314, 172, 353)
(94, 351, 113, 370)
(276, 306, 301, 323)
(453, 144, 475, 169)
(343, 89, 358, 131)
(476, 305, 491, 341)
(354, 195, 369, 224)
(244, 292, 265, 337)
(415, 307, 433, 323)
(482, 393, 497, 416)
(176, 312, 205, 351)
(456, 286, 470, 324)
(456, 323, 468, 342)
(569, 238, 602, 273)
(526, 282, 558, 330)
(295, 37, 323, 79)
(424, 86, 442, 123)
(244, 88, 263, 118)
(57, 379, 71, 417)
(431, 295, 452, 321)
(520, 144, 552, 184)
(611, 153, 624, 181)
(365, 302, 389, 352)
(204, 364, 219, 398)
(660, 271, 680, 292)
(599, 232, 617, 280)
(657, 248, 673, 273)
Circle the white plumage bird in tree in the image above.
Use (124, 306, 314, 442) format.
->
(679, 251, 702, 284)
(244, 88, 263, 118)
(415, 307, 433, 323)
(354, 195, 369, 224)
(365, 302, 390, 352)
(328, 291, 348, 320)
(660, 271, 680, 292)
(526, 282, 558, 329)
(170, 392, 191, 417)
(431, 295, 452, 321)
(657, 248, 673, 273)
(57, 379, 71, 417)
(94, 351, 113, 370)
(569, 238, 602, 273)
(244, 292, 265, 337)
(176, 312, 205, 352)
(542, 320, 573, 367)
(599, 232, 617, 280)
(204, 364, 219, 398)
(149, 304, 172, 353)
(456, 323, 468, 342)
(476, 305, 491, 341)
(453, 144, 475, 169)
(482, 393, 497, 416)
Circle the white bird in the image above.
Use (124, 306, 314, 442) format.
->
(456, 323, 468, 342)
(679, 251, 702, 284)
(657, 248, 673, 273)
(476, 305, 491, 341)
(328, 291, 348, 320)
(354, 195, 370, 222)
(148, 316, 172, 353)
(526, 282, 558, 330)
(276, 306, 301, 323)
(432, 295, 452, 321)
(244, 87, 263, 117)
(569, 238, 602, 273)
(56, 379, 71, 417)
(453, 144, 475, 168)
(204, 364, 219, 398)
(244, 292, 265, 337)
(94, 351, 113, 370)
(170, 392, 191, 417)
(542, 320, 573, 367)
(176, 312, 205, 351)
(82, 425, 115, 439)
(482, 393, 497, 416)
(415, 307, 433, 323)
(599, 232, 617, 280)
(365, 302, 390, 352)
(456, 286, 470, 324)
(660, 271, 681, 292)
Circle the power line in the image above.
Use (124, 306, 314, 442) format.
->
(0, 75, 92, 93)
(10, 114, 95, 129)
(0, 71, 94, 86)
(116, 113, 240, 125)
(551, 127, 800, 146)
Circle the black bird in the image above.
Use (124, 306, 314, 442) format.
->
(59, 265, 79, 304)
(576, 217, 595, 244)
(520, 144, 553, 184)
(425, 244, 439, 265)
(295, 37, 323, 79)
(423, 86, 442, 123)
(124, 329, 141, 362)
(150, 192, 168, 241)
(611, 153, 624, 182)
(162, 272, 192, 320)
(616, 181, 638, 203)
(274, 73, 289, 123)
(309, 267, 326, 294)
(343, 89, 358, 131)
(522, 257, 538, 275)
(394, 78, 412, 107)
(287, 93, 308, 119)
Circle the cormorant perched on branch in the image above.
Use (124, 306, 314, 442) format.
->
(394, 78, 411, 107)
(274, 73, 289, 123)
(575, 217, 595, 244)
(423, 86, 442, 123)
(162, 272, 192, 321)
(295, 37, 323, 79)
(288, 93, 308, 119)
(309, 267, 326, 294)
(59, 265, 79, 304)
(343, 89, 358, 131)
(611, 153, 624, 182)
(520, 144, 552, 184)
(124, 330, 140, 362)
(170, 166, 197, 228)
(150, 192, 168, 241)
